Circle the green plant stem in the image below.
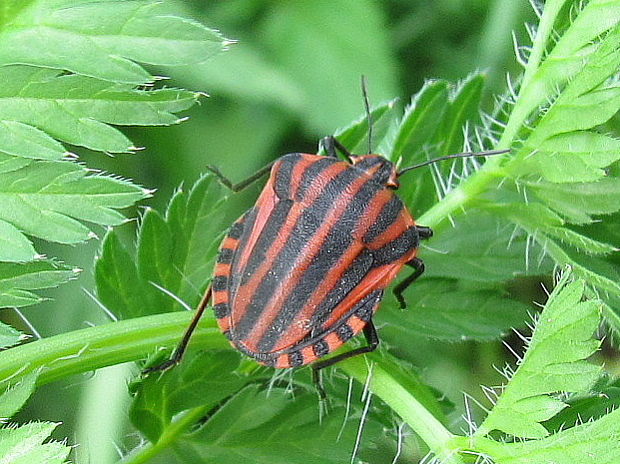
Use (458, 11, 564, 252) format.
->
(340, 356, 464, 464)
(0, 312, 227, 386)
(498, 0, 567, 147)
(417, 158, 504, 229)
(418, 0, 566, 231)
(120, 405, 211, 464)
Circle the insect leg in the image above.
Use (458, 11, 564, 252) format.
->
(143, 286, 212, 374)
(319, 136, 353, 163)
(393, 257, 425, 309)
(416, 225, 433, 240)
(311, 321, 380, 373)
(206, 162, 274, 192)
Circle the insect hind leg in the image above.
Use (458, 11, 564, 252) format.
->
(311, 321, 379, 400)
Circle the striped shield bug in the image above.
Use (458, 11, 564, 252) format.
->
(145, 80, 508, 378)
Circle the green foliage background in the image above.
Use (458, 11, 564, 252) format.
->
(0, 0, 619, 463)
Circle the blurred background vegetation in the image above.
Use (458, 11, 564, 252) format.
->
(8, 0, 547, 461)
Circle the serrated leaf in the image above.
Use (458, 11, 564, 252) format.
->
(0, 161, 148, 260)
(526, 178, 620, 224)
(390, 80, 450, 164)
(381, 279, 531, 342)
(435, 73, 485, 158)
(96, 175, 232, 318)
(0, 0, 228, 85)
(95, 230, 156, 320)
(397, 75, 485, 216)
(0, 323, 24, 350)
(507, 0, 620, 140)
(330, 99, 398, 156)
(172, 385, 381, 464)
(0, 221, 36, 262)
(0, 66, 199, 153)
(0, 260, 79, 308)
(475, 407, 620, 464)
(130, 350, 245, 442)
(422, 213, 552, 282)
(0, 421, 69, 463)
(544, 376, 620, 433)
(0, 372, 38, 418)
(515, 24, 620, 183)
(477, 278, 602, 438)
(0, 120, 66, 161)
(0, 153, 30, 175)
(522, 132, 620, 183)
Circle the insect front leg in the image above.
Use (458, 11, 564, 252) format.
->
(393, 257, 425, 309)
(206, 162, 274, 192)
(319, 136, 353, 163)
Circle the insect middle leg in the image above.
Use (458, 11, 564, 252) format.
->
(393, 257, 425, 309)
(392, 225, 432, 309)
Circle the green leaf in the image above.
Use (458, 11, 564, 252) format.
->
(477, 278, 602, 438)
(513, 24, 620, 183)
(0, 322, 23, 349)
(0, 161, 149, 260)
(543, 376, 620, 433)
(381, 279, 531, 342)
(0, 120, 66, 161)
(526, 178, 620, 224)
(520, 132, 620, 183)
(390, 80, 450, 164)
(422, 213, 552, 282)
(130, 350, 246, 443)
(0, 371, 38, 418)
(475, 407, 620, 464)
(171, 385, 381, 464)
(0, 260, 79, 308)
(330, 99, 398, 156)
(396, 75, 485, 216)
(502, 0, 620, 145)
(0, 66, 199, 153)
(0, 153, 30, 175)
(435, 73, 484, 158)
(96, 175, 231, 319)
(95, 231, 155, 320)
(0, 421, 69, 463)
(0, 0, 229, 84)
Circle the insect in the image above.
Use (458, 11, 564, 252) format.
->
(146, 82, 508, 377)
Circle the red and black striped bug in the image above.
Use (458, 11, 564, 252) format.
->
(147, 133, 507, 377)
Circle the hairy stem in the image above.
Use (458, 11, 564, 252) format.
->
(340, 356, 464, 464)
(0, 312, 226, 386)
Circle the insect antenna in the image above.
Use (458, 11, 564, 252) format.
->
(397, 148, 510, 177)
(361, 75, 373, 154)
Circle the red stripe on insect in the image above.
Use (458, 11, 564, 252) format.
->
(240, 171, 374, 351)
(267, 190, 394, 351)
(367, 209, 415, 249)
(231, 162, 350, 325)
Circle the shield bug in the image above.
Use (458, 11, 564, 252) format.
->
(146, 83, 508, 377)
